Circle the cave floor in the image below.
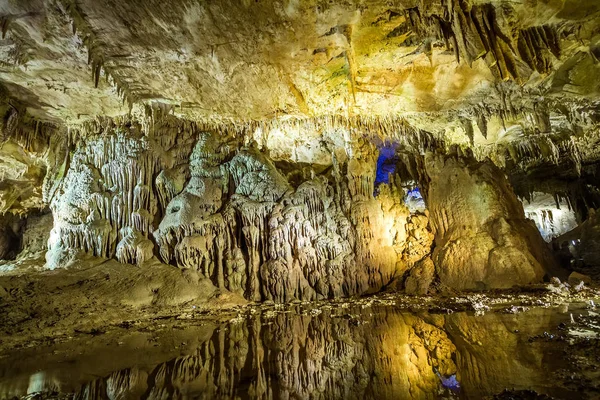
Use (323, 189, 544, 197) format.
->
(0, 268, 599, 399)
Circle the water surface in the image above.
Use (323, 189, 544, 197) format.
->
(0, 301, 597, 399)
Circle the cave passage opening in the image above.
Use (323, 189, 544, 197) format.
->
(375, 142, 399, 188)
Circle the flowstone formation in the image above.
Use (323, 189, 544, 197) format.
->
(47, 117, 437, 302)
(420, 149, 557, 290)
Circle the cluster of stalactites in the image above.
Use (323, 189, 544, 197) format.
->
(0, 105, 56, 154)
(250, 114, 417, 141)
(460, 97, 600, 175)
(474, 134, 582, 174)
(400, 1, 564, 81)
(151, 140, 357, 301)
(59, 0, 138, 110)
(516, 182, 600, 226)
(48, 133, 153, 261)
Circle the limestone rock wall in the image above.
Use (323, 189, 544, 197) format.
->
(46, 119, 433, 301)
(0, 102, 55, 215)
(0, 214, 23, 260)
(153, 134, 429, 302)
(40, 112, 566, 297)
(420, 149, 557, 290)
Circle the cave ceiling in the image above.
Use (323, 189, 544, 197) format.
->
(0, 0, 598, 128)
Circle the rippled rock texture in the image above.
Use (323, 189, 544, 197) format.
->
(421, 150, 557, 290)
(44, 117, 438, 301)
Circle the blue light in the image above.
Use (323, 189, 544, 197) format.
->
(375, 144, 398, 185)
(437, 373, 460, 392)
(406, 187, 422, 198)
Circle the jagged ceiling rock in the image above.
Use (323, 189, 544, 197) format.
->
(0, 0, 126, 123)
(0, 0, 598, 124)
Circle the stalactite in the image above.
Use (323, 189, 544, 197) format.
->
(517, 25, 561, 74)
(60, 0, 138, 108)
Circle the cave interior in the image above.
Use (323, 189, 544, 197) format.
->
(0, 0, 599, 399)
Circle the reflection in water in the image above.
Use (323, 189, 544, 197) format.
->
(0, 304, 585, 399)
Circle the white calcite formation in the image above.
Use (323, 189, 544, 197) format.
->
(554, 209, 600, 271)
(44, 117, 436, 301)
(46, 117, 198, 268)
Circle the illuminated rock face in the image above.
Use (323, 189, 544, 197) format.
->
(45, 119, 436, 300)
(39, 112, 565, 297)
(422, 149, 555, 289)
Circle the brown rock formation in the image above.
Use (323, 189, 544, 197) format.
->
(422, 149, 557, 289)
